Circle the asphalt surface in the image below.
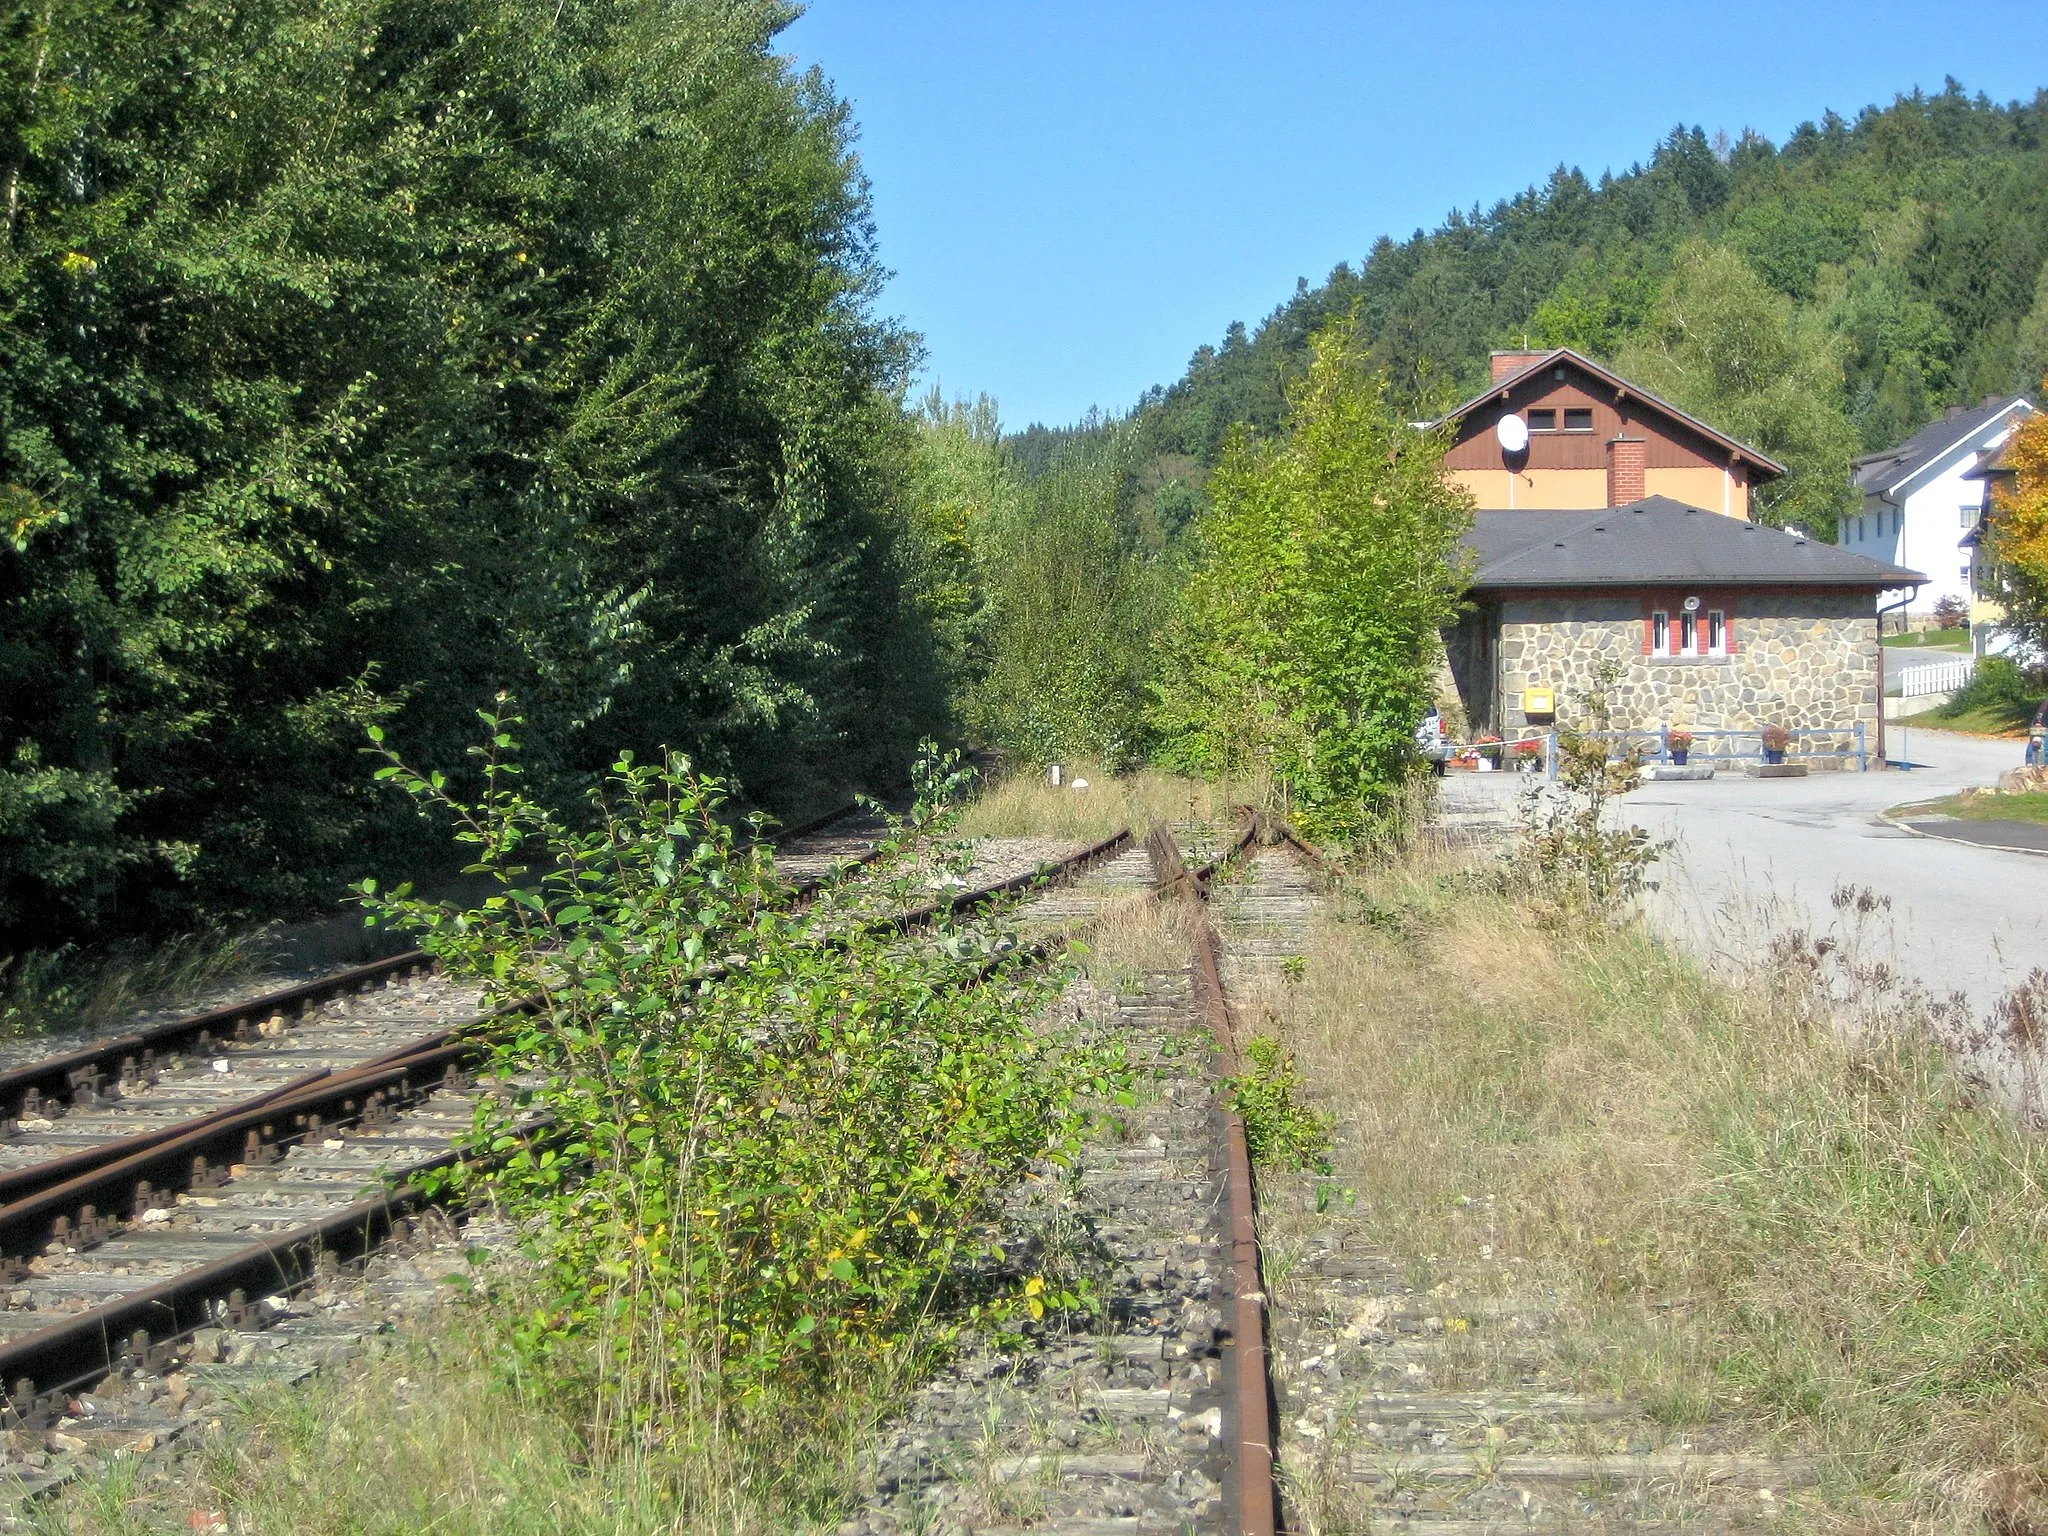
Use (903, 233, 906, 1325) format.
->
(1447, 726, 2044, 1017)
(1902, 818, 2048, 852)
(1624, 727, 2046, 1017)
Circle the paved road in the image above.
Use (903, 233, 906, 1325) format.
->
(1624, 727, 2046, 1017)
(1885, 647, 1973, 684)
(1902, 818, 2048, 852)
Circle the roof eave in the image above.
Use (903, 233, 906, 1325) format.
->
(1877, 400, 2033, 498)
(1469, 574, 1924, 592)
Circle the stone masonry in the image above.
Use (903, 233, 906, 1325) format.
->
(1451, 590, 1880, 758)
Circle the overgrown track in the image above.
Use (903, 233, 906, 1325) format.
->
(1216, 832, 1814, 1534)
(0, 805, 896, 1215)
(851, 814, 1289, 1536)
(0, 815, 1128, 1430)
(0, 806, 872, 1204)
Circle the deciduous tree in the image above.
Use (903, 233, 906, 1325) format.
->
(1153, 321, 1472, 837)
(1986, 387, 2048, 654)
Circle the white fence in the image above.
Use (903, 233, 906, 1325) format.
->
(1899, 655, 1975, 698)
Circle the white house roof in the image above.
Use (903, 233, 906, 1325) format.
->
(1851, 397, 2034, 500)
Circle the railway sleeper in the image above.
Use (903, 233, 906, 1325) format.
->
(0, 822, 1132, 1510)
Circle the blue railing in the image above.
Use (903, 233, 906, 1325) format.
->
(1440, 722, 1870, 781)
(1548, 723, 1869, 775)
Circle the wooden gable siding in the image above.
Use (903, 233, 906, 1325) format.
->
(1442, 369, 1746, 477)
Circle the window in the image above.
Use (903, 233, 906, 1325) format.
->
(1526, 408, 1557, 432)
(1963, 504, 1977, 527)
(1563, 407, 1594, 432)
(1649, 602, 1729, 658)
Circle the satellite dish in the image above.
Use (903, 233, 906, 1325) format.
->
(1495, 414, 1529, 454)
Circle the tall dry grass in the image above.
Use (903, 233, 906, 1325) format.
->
(41, 1319, 883, 1536)
(2, 927, 272, 1040)
(1268, 847, 2048, 1532)
(957, 765, 1261, 842)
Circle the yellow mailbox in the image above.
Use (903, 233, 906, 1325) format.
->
(1522, 687, 1556, 719)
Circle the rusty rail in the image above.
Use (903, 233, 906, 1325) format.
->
(0, 825, 1135, 1406)
(1147, 810, 1281, 1536)
(0, 801, 878, 1140)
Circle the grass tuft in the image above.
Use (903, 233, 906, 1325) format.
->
(1273, 845, 2048, 1529)
(0, 928, 272, 1041)
(42, 1315, 886, 1535)
(956, 765, 1256, 841)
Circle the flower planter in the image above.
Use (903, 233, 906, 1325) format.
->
(1762, 748, 1785, 765)
(1671, 749, 1689, 766)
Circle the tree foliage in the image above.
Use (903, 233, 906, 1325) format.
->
(1986, 388, 2048, 654)
(1152, 323, 1472, 837)
(0, 0, 940, 948)
(1614, 240, 1862, 536)
(1121, 85, 2048, 538)
(964, 423, 1167, 768)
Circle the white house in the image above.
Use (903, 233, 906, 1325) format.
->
(1840, 395, 2035, 625)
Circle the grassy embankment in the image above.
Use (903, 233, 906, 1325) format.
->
(1913, 698, 2040, 736)
(1896, 788, 2048, 824)
(0, 931, 269, 1043)
(1261, 844, 2048, 1532)
(1910, 654, 2042, 737)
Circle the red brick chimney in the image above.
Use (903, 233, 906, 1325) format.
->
(1490, 350, 1547, 382)
(1607, 437, 1646, 507)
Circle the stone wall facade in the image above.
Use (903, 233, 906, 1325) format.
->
(1445, 588, 1880, 759)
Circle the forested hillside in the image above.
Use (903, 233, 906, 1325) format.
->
(1110, 83, 2048, 540)
(0, 0, 941, 948)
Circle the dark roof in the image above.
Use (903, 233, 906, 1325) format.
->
(1852, 398, 2032, 496)
(1431, 347, 1787, 480)
(1962, 437, 2019, 482)
(1465, 498, 1923, 591)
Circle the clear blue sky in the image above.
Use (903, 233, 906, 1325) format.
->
(780, 3, 2048, 433)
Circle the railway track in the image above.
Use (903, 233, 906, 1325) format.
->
(852, 814, 1283, 1536)
(0, 808, 1312, 1531)
(1218, 836, 1814, 1534)
(0, 799, 888, 1204)
(2, 784, 1839, 1532)
(0, 811, 1118, 1474)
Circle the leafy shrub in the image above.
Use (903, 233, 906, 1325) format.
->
(966, 424, 1167, 769)
(1511, 664, 1666, 916)
(1932, 594, 1970, 630)
(1228, 1034, 1333, 1172)
(1946, 654, 2037, 716)
(361, 704, 1111, 1421)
